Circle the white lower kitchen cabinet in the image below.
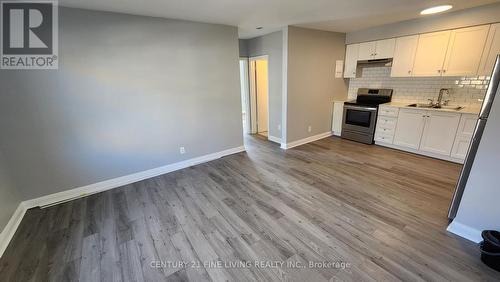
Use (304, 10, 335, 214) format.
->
(451, 114, 478, 159)
(393, 109, 426, 149)
(376, 106, 477, 163)
(331, 101, 344, 136)
(419, 111, 460, 155)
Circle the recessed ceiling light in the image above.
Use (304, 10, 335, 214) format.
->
(256, 27, 263, 30)
(420, 5, 453, 15)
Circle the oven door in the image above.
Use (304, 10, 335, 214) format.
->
(342, 105, 377, 134)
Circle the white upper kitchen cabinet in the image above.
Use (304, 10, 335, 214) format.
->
(391, 35, 419, 77)
(419, 111, 460, 156)
(479, 23, 500, 76)
(375, 38, 396, 59)
(358, 39, 395, 60)
(412, 31, 451, 77)
(358, 41, 376, 61)
(393, 109, 426, 149)
(344, 44, 359, 78)
(442, 25, 490, 77)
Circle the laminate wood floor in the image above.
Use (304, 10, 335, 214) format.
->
(1, 135, 499, 281)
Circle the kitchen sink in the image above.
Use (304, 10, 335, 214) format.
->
(407, 103, 436, 108)
(439, 105, 464, 110)
(407, 103, 463, 111)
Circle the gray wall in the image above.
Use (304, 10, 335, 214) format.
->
(0, 7, 243, 200)
(245, 31, 283, 140)
(286, 26, 347, 143)
(454, 85, 500, 238)
(347, 2, 500, 44)
(0, 152, 21, 231)
(238, 39, 248, 57)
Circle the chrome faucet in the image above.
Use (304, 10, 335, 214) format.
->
(438, 88, 450, 106)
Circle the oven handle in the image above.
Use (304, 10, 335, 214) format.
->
(343, 105, 378, 111)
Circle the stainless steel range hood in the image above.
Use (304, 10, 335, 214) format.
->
(357, 58, 393, 66)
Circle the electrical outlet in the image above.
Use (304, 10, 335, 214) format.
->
(278, 124, 281, 130)
(180, 147, 186, 154)
(308, 125, 312, 132)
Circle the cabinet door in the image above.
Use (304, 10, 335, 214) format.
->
(358, 41, 376, 60)
(391, 35, 419, 77)
(443, 25, 490, 76)
(419, 111, 460, 155)
(451, 114, 477, 160)
(374, 38, 396, 59)
(332, 102, 344, 135)
(344, 44, 359, 78)
(451, 136, 471, 160)
(394, 109, 426, 149)
(412, 31, 451, 77)
(479, 23, 500, 76)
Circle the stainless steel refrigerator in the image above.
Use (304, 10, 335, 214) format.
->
(448, 55, 500, 220)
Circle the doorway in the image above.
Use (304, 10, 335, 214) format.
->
(248, 56, 269, 137)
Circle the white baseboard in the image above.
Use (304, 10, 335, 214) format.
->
(268, 135, 281, 144)
(0, 145, 245, 258)
(375, 142, 464, 164)
(280, 131, 333, 150)
(23, 145, 246, 209)
(447, 221, 482, 243)
(0, 202, 28, 258)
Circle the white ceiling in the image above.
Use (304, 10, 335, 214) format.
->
(60, 0, 500, 39)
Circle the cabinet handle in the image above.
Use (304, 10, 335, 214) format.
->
(442, 69, 446, 73)
(437, 70, 441, 73)
(408, 70, 412, 74)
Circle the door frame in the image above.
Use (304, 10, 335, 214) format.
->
(249, 55, 270, 138)
(239, 57, 251, 135)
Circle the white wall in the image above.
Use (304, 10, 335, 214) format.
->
(0, 7, 243, 200)
(450, 84, 500, 242)
(347, 2, 500, 44)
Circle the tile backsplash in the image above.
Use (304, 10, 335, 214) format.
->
(348, 66, 489, 106)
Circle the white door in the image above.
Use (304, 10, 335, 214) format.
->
(344, 44, 359, 78)
(394, 109, 426, 149)
(374, 38, 396, 59)
(391, 35, 419, 77)
(358, 41, 376, 61)
(419, 111, 460, 155)
(412, 31, 451, 77)
(248, 60, 258, 134)
(255, 59, 269, 134)
(443, 25, 490, 76)
(479, 23, 500, 76)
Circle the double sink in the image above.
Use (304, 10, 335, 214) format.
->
(407, 103, 463, 111)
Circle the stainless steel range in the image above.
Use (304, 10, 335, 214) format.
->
(341, 88, 393, 144)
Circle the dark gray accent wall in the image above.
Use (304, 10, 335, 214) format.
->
(246, 31, 283, 140)
(0, 7, 243, 200)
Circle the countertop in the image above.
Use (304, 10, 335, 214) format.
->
(381, 102, 481, 115)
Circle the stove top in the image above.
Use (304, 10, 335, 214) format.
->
(350, 88, 393, 106)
